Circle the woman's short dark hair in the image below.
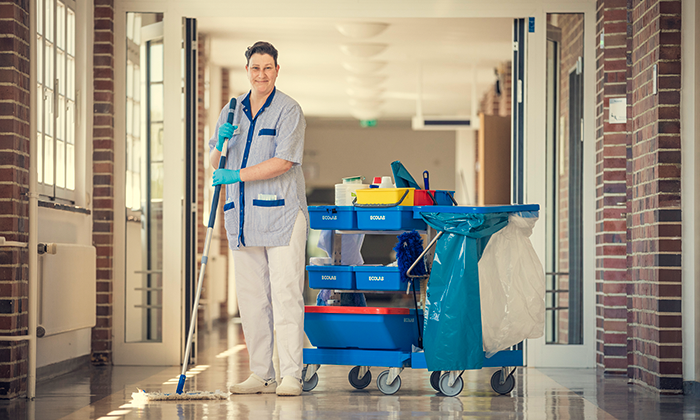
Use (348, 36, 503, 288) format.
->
(245, 41, 278, 66)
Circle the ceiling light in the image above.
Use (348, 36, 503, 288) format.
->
(347, 75, 387, 86)
(351, 108, 381, 120)
(347, 86, 384, 99)
(340, 43, 387, 58)
(349, 98, 384, 108)
(342, 61, 386, 74)
(336, 22, 389, 39)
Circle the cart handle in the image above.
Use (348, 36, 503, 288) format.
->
(406, 231, 443, 280)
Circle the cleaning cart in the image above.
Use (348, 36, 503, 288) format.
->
(302, 199, 541, 397)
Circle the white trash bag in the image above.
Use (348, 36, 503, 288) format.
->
(478, 212, 545, 358)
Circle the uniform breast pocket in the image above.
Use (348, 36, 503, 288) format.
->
(258, 128, 276, 136)
(252, 199, 286, 233)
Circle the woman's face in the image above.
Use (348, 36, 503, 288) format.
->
(246, 53, 279, 97)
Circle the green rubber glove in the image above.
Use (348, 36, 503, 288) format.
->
(216, 123, 237, 151)
(212, 169, 240, 186)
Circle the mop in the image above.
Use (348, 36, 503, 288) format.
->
(132, 98, 237, 402)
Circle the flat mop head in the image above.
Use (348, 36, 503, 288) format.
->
(132, 389, 229, 402)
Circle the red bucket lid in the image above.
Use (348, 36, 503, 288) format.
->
(305, 306, 411, 315)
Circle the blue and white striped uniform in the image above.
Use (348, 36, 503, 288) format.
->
(208, 88, 309, 249)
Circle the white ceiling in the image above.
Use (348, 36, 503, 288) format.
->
(197, 17, 513, 120)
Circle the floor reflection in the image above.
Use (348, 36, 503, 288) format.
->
(0, 321, 698, 420)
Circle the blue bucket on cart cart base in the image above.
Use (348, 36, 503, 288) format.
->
(305, 306, 422, 351)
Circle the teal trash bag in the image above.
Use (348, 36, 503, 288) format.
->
(420, 211, 509, 371)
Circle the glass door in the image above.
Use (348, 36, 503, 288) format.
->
(114, 11, 183, 365)
(528, 13, 595, 367)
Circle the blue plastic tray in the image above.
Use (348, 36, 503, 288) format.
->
(308, 206, 357, 230)
(354, 266, 414, 291)
(307, 265, 354, 290)
(304, 306, 422, 351)
(356, 207, 427, 230)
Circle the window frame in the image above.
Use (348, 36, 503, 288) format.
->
(36, 0, 81, 204)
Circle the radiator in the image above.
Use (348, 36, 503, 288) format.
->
(39, 244, 97, 337)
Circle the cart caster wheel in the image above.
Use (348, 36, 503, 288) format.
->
(376, 370, 401, 395)
(430, 371, 442, 391)
(348, 366, 372, 390)
(490, 370, 515, 395)
(438, 373, 463, 397)
(302, 367, 319, 392)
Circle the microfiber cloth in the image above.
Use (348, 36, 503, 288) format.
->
(391, 161, 422, 189)
(394, 230, 427, 283)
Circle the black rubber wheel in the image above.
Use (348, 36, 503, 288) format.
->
(302, 366, 319, 392)
(438, 373, 464, 397)
(490, 370, 515, 395)
(430, 371, 442, 391)
(348, 366, 372, 390)
(376, 370, 401, 395)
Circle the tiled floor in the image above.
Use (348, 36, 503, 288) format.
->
(2, 320, 698, 420)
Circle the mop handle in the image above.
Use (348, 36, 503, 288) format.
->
(177, 98, 236, 394)
(207, 99, 237, 228)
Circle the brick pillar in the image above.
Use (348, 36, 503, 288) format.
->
(0, 0, 30, 399)
(91, 0, 115, 365)
(626, 0, 683, 392)
(594, 0, 629, 374)
(197, 36, 207, 257)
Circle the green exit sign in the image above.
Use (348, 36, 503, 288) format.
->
(360, 119, 377, 127)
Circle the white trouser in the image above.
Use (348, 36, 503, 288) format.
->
(234, 210, 306, 381)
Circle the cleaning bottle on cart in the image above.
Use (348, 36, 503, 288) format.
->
(379, 176, 393, 188)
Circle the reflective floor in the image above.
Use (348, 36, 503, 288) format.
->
(2, 320, 699, 420)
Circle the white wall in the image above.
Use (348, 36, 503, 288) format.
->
(455, 129, 477, 205)
(36, 207, 94, 369)
(304, 118, 456, 192)
(681, 0, 699, 383)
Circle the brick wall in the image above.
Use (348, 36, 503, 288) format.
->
(91, 0, 115, 365)
(0, 0, 30, 399)
(626, 0, 682, 392)
(594, 0, 629, 374)
(594, 0, 683, 392)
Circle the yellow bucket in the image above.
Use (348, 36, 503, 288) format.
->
(354, 188, 415, 206)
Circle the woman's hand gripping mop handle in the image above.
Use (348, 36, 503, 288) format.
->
(176, 98, 236, 394)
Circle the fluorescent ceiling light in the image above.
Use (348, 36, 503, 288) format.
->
(347, 86, 384, 99)
(336, 22, 389, 38)
(342, 61, 386, 74)
(340, 43, 387, 58)
(347, 75, 387, 86)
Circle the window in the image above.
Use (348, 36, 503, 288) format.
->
(37, 0, 76, 201)
(125, 13, 142, 211)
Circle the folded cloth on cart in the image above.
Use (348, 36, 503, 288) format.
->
(419, 211, 510, 372)
(315, 289, 366, 307)
(479, 211, 545, 357)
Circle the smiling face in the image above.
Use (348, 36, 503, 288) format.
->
(246, 53, 279, 98)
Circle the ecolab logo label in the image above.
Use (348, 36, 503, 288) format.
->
(368, 276, 384, 281)
(322, 215, 338, 221)
(369, 215, 386, 221)
(404, 318, 415, 323)
(321, 275, 336, 281)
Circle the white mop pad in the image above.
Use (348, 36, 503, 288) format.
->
(132, 389, 229, 402)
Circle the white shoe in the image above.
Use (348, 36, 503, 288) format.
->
(230, 373, 277, 394)
(276, 376, 303, 396)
